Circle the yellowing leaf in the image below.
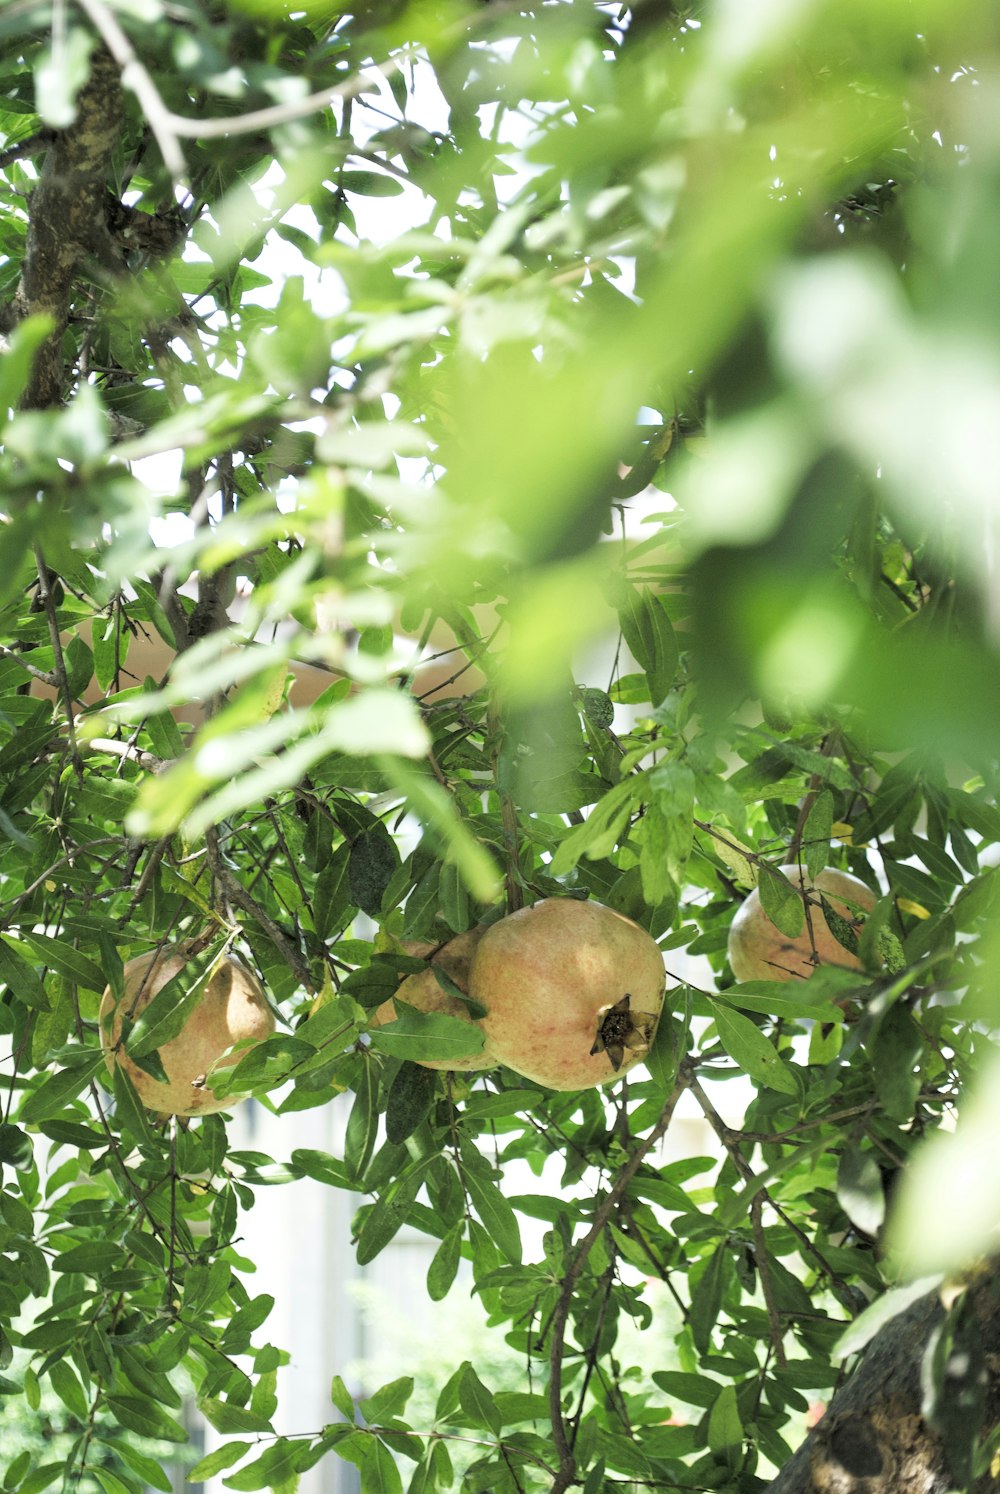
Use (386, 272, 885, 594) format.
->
(896, 896, 931, 920)
(713, 831, 756, 888)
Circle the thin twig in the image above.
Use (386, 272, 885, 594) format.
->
(0, 642, 57, 685)
(34, 548, 81, 776)
(205, 826, 313, 991)
(686, 1074, 787, 1367)
(85, 737, 171, 773)
(748, 1191, 787, 1367)
(0, 836, 121, 925)
(166, 1114, 178, 1314)
(548, 1073, 690, 1494)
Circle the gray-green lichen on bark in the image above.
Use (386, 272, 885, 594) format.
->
(11, 45, 124, 409)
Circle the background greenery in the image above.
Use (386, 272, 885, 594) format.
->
(0, 0, 999, 1490)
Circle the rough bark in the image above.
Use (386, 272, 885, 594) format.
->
(768, 1269, 1000, 1494)
(11, 46, 124, 408)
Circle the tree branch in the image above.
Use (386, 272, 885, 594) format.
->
(34, 549, 81, 774)
(84, 737, 170, 774)
(0, 129, 57, 172)
(205, 826, 313, 993)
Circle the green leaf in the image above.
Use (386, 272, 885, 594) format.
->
(48, 1358, 89, 1421)
(460, 1146, 522, 1265)
(330, 1375, 356, 1421)
(801, 791, 834, 880)
(19, 1467, 63, 1494)
(341, 170, 406, 197)
(356, 1162, 432, 1266)
(125, 939, 228, 1059)
(359, 1376, 414, 1424)
(344, 1061, 378, 1181)
(869, 1005, 922, 1121)
(92, 1471, 134, 1494)
(427, 1224, 463, 1302)
(19, 1053, 104, 1122)
(0, 316, 56, 414)
(617, 585, 678, 706)
(290, 1149, 352, 1190)
(336, 1432, 403, 1494)
(112, 1061, 155, 1144)
(834, 1277, 942, 1361)
(349, 825, 401, 918)
(644, 1007, 680, 1091)
(711, 1001, 799, 1095)
(367, 1002, 485, 1064)
(104, 1441, 173, 1492)
(756, 865, 805, 939)
(549, 779, 639, 877)
(0, 1123, 33, 1169)
(707, 1383, 743, 1466)
(312, 843, 354, 942)
(19, 932, 106, 993)
(187, 1443, 254, 1482)
(651, 1371, 722, 1408)
(53, 1241, 123, 1274)
(223, 1439, 307, 1491)
(197, 1398, 275, 1435)
(385, 1062, 436, 1145)
(837, 1147, 885, 1237)
(106, 1396, 188, 1442)
(689, 1247, 729, 1356)
(377, 758, 501, 903)
(458, 1362, 501, 1436)
(4, 1451, 31, 1491)
(648, 762, 695, 884)
(0, 939, 49, 1010)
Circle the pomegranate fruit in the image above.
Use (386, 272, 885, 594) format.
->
(100, 947, 275, 1116)
(467, 898, 665, 1091)
(727, 865, 878, 982)
(369, 926, 493, 1072)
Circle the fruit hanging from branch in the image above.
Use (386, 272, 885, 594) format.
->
(467, 898, 666, 1091)
(727, 865, 878, 982)
(369, 926, 493, 1072)
(100, 947, 275, 1116)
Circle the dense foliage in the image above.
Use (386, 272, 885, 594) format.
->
(1, 0, 999, 1490)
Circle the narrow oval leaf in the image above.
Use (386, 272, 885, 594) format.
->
(125, 938, 229, 1059)
(757, 865, 805, 939)
(712, 1002, 799, 1096)
(427, 1224, 463, 1302)
(837, 1147, 886, 1237)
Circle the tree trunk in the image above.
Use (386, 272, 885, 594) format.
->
(768, 1269, 1000, 1494)
(12, 47, 123, 408)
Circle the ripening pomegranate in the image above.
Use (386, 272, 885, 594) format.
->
(467, 898, 666, 1091)
(100, 947, 275, 1116)
(369, 927, 493, 1072)
(727, 865, 878, 982)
